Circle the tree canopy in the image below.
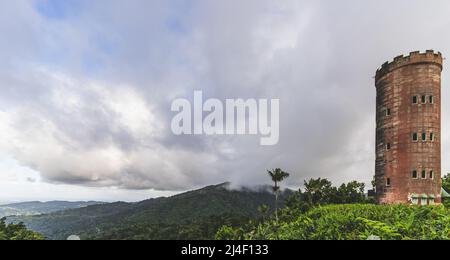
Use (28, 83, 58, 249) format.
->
(0, 218, 44, 240)
(286, 178, 370, 213)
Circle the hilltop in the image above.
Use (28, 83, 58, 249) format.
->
(10, 183, 292, 240)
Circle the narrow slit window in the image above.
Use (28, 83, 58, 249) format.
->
(429, 171, 434, 179)
(430, 133, 434, 141)
(413, 133, 418, 141)
(422, 133, 427, 141)
(422, 170, 427, 179)
(386, 143, 391, 150)
(422, 95, 427, 104)
(412, 170, 418, 179)
(385, 108, 391, 117)
(429, 96, 434, 104)
(413, 96, 418, 104)
(386, 178, 391, 187)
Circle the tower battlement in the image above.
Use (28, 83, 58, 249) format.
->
(375, 50, 443, 83)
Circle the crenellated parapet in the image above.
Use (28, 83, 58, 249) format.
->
(375, 50, 443, 84)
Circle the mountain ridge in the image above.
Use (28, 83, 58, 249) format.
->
(9, 183, 292, 240)
(0, 201, 104, 218)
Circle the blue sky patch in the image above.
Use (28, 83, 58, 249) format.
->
(34, 0, 83, 20)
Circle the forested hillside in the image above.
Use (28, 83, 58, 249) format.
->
(8, 176, 450, 240)
(11, 183, 291, 240)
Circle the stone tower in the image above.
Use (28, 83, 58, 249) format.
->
(375, 50, 443, 205)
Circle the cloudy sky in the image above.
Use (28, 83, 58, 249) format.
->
(1, 0, 450, 202)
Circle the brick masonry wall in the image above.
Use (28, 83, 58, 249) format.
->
(375, 51, 443, 204)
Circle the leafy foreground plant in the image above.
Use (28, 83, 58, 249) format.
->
(0, 218, 44, 240)
(216, 204, 450, 240)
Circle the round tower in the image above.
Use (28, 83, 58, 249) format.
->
(375, 50, 443, 205)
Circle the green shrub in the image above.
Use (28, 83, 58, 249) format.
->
(216, 204, 450, 240)
(0, 218, 44, 240)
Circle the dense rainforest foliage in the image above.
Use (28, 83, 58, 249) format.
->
(216, 204, 450, 240)
(5, 174, 450, 240)
(217, 177, 450, 240)
(87, 213, 250, 240)
(0, 218, 44, 240)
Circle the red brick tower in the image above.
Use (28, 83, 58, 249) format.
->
(375, 50, 443, 205)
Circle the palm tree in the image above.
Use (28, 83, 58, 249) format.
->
(267, 168, 290, 221)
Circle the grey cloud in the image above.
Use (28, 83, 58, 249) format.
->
(1, 0, 450, 192)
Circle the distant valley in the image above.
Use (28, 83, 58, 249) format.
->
(0, 201, 104, 218)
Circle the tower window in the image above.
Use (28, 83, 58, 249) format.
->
(430, 133, 434, 141)
(413, 96, 418, 104)
(420, 196, 428, 206)
(412, 170, 418, 179)
(385, 108, 391, 116)
(422, 133, 427, 141)
(429, 171, 434, 179)
(386, 178, 391, 187)
(413, 133, 418, 141)
(429, 197, 436, 205)
(422, 170, 427, 179)
(421, 95, 427, 104)
(429, 96, 434, 104)
(386, 143, 391, 150)
(411, 195, 419, 205)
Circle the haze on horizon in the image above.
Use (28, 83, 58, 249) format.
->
(1, 0, 450, 202)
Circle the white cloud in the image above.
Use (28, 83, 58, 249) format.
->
(2, 0, 450, 201)
(0, 68, 223, 191)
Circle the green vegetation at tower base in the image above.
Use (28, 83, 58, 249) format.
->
(216, 204, 450, 240)
(443, 174, 450, 208)
(0, 218, 44, 240)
